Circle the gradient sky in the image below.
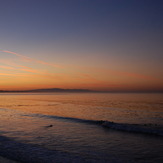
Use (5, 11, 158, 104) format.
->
(0, 0, 163, 91)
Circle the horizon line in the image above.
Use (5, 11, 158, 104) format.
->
(0, 88, 163, 93)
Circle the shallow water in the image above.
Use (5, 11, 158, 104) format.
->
(0, 93, 163, 162)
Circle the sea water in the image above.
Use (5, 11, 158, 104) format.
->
(0, 93, 163, 163)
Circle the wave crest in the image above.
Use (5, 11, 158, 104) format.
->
(23, 113, 163, 136)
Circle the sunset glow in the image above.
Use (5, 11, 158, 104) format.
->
(0, 0, 163, 92)
(0, 1, 163, 162)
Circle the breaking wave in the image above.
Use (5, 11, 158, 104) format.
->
(23, 113, 163, 136)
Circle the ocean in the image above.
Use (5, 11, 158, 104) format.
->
(0, 93, 163, 163)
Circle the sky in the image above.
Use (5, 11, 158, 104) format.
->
(0, 0, 163, 92)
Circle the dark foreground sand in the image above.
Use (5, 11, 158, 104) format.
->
(0, 156, 18, 163)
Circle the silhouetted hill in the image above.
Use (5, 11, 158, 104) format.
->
(0, 88, 94, 93)
(30, 88, 93, 92)
(0, 88, 162, 93)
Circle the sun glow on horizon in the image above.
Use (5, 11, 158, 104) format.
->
(0, 50, 162, 92)
(0, 1, 163, 92)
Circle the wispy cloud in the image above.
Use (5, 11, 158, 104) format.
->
(1, 50, 62, 68)
(0, 73, 27, 76)
(1, 50, 160, 91)
(0, 50, 100, 80)
(0, 59, 40, 74)
(81, 66, 159, 81)
(0, 65, 15, 70)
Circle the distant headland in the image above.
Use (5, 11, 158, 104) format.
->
(0, 88, 163, 93)
(0, 88, 95, 93)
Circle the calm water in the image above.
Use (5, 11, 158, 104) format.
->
(0, 93, 163, 163)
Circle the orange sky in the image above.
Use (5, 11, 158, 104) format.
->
(0, 50, 162, 92)
(0, 1, 163, 92)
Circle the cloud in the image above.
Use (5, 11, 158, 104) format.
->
(0, 50, 95, 81)
(0, 59, 40, 73)
(1, 50, 62, 68)
(82, 66, 159, 81)
(0, 65, 15, 70)
(0, 50, 158, 84)
(2, 50, 28, 58)
(0, 73, 26, 76)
